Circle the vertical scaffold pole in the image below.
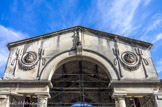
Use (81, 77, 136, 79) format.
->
(60, 88, 63, 107)
(96, 65, 102, 107)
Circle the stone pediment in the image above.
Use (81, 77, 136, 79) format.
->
(7, 26, 152, 50)
(3, 25, 158, 81)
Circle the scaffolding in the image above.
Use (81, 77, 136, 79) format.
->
(9, 60, 156, 107)
(48, 60, 115, 107)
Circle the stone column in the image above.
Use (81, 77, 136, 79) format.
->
(0, 95, 10, 107)
(153, 89, 162, 107)
(115, 97, 119, 107)
(118, 97, 126, 107)
(115, 97, 126, 107)
(37, 96, 48, 107)
(113, 90, 127, 107)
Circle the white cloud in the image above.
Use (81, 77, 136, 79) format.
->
(156, 59, 162, 73)
(21, 0, 44, 12)
(140, 14, 162, 43)
(0, 48, 8, 68)
(96, 0, 141, 36)
(0, 25, 28, 76)
(145, 14, 162, 33)
(143, 0, 151, 6)
(0, 25, 28, 41)
(152, 33, 162, 44)
(146, 19, 162, 33)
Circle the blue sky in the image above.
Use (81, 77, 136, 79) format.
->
(0, 0, 162, 78)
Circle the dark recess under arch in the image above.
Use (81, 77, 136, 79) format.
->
(48, 60, 115, 107)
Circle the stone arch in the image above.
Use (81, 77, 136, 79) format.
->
(39, 49, 119, 80)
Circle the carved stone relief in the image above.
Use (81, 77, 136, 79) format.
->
(122, 52, 137, 64)
(22, 51, 37, 64)
(120, 51, 142, 71)
(11, 48, 20, 75)
(112, 48, 123, 78)
(112, 48, 149, 78)
(18, 51, 39, 71)
(72, 28, 83, 55)
(135, 48, 149, 78)
(11, 47, 46, 74)
(37, 48, 46, 77)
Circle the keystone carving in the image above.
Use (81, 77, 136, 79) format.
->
(74, 28, 82, 55)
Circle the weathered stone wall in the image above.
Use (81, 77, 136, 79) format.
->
(3, 28, 159, 81)
(0, 26, 161, 107)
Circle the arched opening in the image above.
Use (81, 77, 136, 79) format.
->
(47, 59, 115, 107)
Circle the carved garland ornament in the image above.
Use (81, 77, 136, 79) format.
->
(113, 48, 149, 74)
(120, 51, 142, 71)
(18, 51, 39, 71)
(11, 48, 46, 74)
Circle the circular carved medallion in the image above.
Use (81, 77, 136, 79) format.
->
(121, 51, 137, 65)
(120, 51, 141, 71)
(22, 51, 37, 64)
(19, 51, 38, 71)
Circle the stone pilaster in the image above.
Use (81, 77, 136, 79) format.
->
(0, 95, 10, 107)
(118, 97, 126, 107)
(115, 97, 126, 107)
(153, 89, 162, 107)
(115, 97, 119, 107)
(113, 91, 127, 107)
(37, 96, 48, 107)
(36, 92, 49, 107)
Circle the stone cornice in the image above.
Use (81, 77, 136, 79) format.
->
(110, 79, 160, 87)
(7, 26, 152, 50)
(0, 80, 52, 88)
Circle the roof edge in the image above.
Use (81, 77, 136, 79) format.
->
(7, 26, 153, 50)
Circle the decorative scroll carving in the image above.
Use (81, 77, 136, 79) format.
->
(18, 51, 39, 71)
(42, 58, 46, 66)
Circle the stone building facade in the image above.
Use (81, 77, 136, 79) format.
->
(0, 26, 162, 107)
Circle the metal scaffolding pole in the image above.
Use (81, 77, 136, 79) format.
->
(96, 64, 102, 107)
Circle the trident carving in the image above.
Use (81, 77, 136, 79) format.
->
(135, 48, 149, 78)
(112, 48, 123, 78)
(37, 48, 46, 77)
(11, 48, 20, 76)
